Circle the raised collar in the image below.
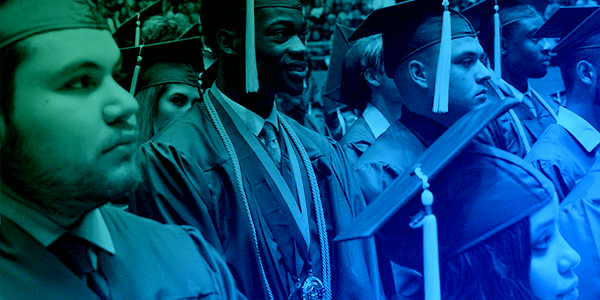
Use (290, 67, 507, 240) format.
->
(362, 103, 391, 139)
(557, 106, 600, 153)
(399, 105, 447, 147)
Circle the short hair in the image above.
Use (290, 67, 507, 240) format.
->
(1, 40, 29, 123)
(141, 12, 192, 44)
(557, 33, 600, 92)
(135, 83, 170, 142)
(360, 34, 384, 74)
(200, 0, 245, 53)
(441, 218, 539, 300)
(482, 6, 541, 69)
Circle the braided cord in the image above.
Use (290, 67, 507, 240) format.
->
(279, 115, 332, 300)
(203, 93, 275, 300)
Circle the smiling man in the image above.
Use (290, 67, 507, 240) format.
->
(130, 0, 384, 299)
(0, 0, 242, 299)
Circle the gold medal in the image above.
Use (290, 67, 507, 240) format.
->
(301, 275, 324, 300)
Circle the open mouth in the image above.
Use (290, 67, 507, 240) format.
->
(285, 61, 308, 77)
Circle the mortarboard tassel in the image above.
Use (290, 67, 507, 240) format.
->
(336, 107, 347, 136)
(135, 13, 141, 47)
(433, 0, 452, 113)
(245, 0, 259, 93)
(493, 1, 501, 80)
(129, 45, 143, 95)
(413, 167, 441, 300)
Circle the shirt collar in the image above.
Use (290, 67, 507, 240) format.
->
(399, 106, 447, 147)
(362, 103, 390, 139)
(214, 84, 279, 136)
(557, 106, 600, 152)
(502, 79, 534, 102)
(1, 185, 115, 254)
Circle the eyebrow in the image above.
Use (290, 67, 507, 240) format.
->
(52, 53, 123, 81)
(51, 61, 101, 81)
(453, 51, 481, 60)
(531, 219, 555, 239)
(266, 19, 307, 31)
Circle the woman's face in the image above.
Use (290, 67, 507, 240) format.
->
(154, 84, 200, 133)
(529, 195, 580, 300)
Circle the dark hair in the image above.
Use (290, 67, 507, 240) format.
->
(557, 34, 600, 92)
(1, 41, 29, 147)
(135, 84, 170, 142)
(1, 41, 29, 123)
(441, 218, 540, 300)
(482, 20, 520, 70)
(200, 0, 245, 53)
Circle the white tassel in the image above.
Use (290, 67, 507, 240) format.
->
(135, 13, 141, 47)
(129, 46, 143, 95)
(433, 0, 451, 113)
(414, 167, 441, 300)
(245, 0, 259, 93)
(493, 3, 502, 80)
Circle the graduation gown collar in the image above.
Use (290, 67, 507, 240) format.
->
(399, 105, 447, 147)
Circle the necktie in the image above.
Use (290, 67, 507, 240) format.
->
(258, 121, 282, 169)
(522, 93, 538, 118)
(48, 234, 112, 300)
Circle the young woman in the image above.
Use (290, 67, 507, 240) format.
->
(119, 13, 203, 142)
(441, 194, 580, 300)
(368, 142, 580, 300)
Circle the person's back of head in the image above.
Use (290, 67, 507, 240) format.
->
(553, 9, 600, 99)
(358, 34, 403, 120)
(534, 7, 600, 113)
(141, 12, 192, 44)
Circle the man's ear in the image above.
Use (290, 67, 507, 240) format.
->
(363, 68, 381, 87)
(216, 29, 240, 56)
(500, 37, 508, 57)
(408, 60, 428, 89)
(576, 60, 596, 86)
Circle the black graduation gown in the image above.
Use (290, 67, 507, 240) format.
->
(476, 80, 559, 158)
(339, 116, 376, 168)
(132, 90, 385, 300)
(353, 106, 447, 204)
(0, 204, 242, 300)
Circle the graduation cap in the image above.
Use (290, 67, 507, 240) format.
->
(200, 0, 302, 93)
(350, 0, 477, 114)
(335, 96, 525, 298)
(113, 0, 163, 48)
(462, 0, 540, 79)
(119, 37, 203, 95)
(322, 23, 359, 108)
(534, 6, 600, 56)
(178, 22, 201, 40)
(0, 0, 108, 48)
(533, 6, 599, 39)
